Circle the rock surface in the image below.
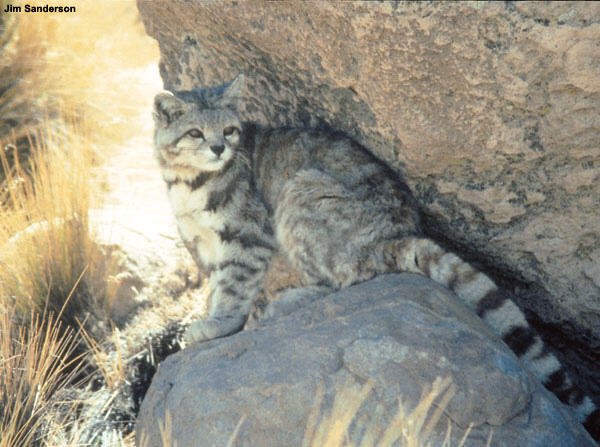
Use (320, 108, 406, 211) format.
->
(136, 274, 595, 447)
(137, 1, 600, 397)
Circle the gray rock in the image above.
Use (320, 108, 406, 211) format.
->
(136, 274, 595, 447)
(136, 1, 600, 398)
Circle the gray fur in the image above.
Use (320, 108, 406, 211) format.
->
(153, 75, 597, 430)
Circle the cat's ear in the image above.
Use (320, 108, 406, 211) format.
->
(153, 91, 187, 127)
(217, 75, 246, 109)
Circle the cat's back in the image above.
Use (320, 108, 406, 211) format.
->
(251, 125, 415, 213)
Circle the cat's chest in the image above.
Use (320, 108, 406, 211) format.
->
(168, 183, 226, 264)
(168, 183, 211, 217)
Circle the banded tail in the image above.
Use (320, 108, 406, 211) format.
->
(383, 236, 599, 440)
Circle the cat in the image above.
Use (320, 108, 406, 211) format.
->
(152, 75, 599, 438)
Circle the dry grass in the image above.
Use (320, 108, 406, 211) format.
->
(0, 0, 158, 150)
(305, 377, 461, 447)
(0, 0, 154, 332)
(0, 5, 55, 147)
(0, 305, 84, 447)
(0, 1, 161, 444)
(0, 0, 160, 344)
(82, 325, 127, 392)
(220, 376, 490, 447)
(0, 114, 119, 445)
(37, 0, 159, 147)
(0, 119, 114, 339)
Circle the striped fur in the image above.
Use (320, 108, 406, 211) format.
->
(382, 237, 597, 427)
(153, 79, 275, 342)
(153, 75, 598, 439)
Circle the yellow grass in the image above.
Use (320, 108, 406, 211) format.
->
(0, 119, 113, 337)
(1, 0, 159, 149)
(304, 376, 478, 447)
(177, 377, 488, 447)
(220, 377, 491, 447)
(0, 305, 84, 447)
(0, 6, 54, 146)
(0, 1, 159, 444)
(82, 324, 127, 392)
(0, 0, 160, 337)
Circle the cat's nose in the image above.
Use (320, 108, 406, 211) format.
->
(210, 144, 225, 157)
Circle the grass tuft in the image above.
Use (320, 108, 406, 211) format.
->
(0, 305, 84, 447)
(0, 119, 114, 340)
(0, 6, 56, 149)
(303, 376, 477, 447)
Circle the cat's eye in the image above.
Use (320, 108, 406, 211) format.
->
(187, 129, 204, 139)
(223, 126, 240, 137)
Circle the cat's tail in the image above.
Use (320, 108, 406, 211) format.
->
(382, 236, 599, 439)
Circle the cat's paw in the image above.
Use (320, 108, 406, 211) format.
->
(263, 286, 330, 320)
(183, 315, 246, 345)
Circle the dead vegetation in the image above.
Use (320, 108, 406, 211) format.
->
(0, 1, 169, 445)
(0, 2, 483, 446)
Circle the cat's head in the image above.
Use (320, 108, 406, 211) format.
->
(153, 75, 245, 177)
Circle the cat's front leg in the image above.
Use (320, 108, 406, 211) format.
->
(183, 258, 269, 344)
(183, 308, 246, 344)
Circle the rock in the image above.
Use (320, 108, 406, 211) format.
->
(103, 245, 147, 327)
(136, 274, 595, 447)
(137, 1, 600, 398)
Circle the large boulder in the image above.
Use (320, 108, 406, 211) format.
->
(137, 1, 600, 398)
(136, 274, 595, 446)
